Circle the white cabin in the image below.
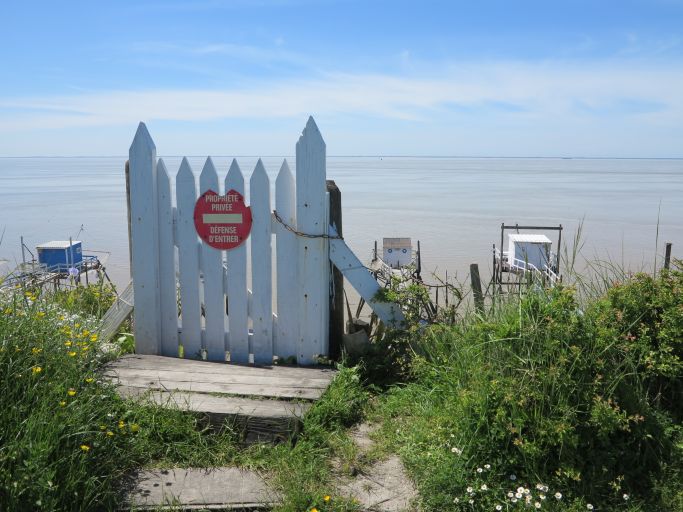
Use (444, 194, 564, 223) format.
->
(383, 238, 412, 269)
(507, 234, 552, 272)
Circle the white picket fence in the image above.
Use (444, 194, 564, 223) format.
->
(128, 117, 329, 364)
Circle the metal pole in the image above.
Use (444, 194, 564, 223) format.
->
(20, 236, 26, 266)
(500, 223, 505, 286)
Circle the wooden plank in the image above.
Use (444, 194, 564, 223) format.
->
(296, 117, 329, 364)
(274, 159, 298, 360)
(470, 263, 484, 314)
(327, 180, 344, 360)
(127, 467, 280, 510)
(250, 159, 273, 364)
(157, 159, 179, 357)
(176, 158, 202, 359)
(99, 280, 134, 343)
(109, 375, 326, 400)
(107, 366, 333, 390)
(129, 122, 161, 354)
(329, 234, 405, 328)
(225, 160, 249, 364)
(119, 388, 308, 443)
(108, 354, 336, 380)
(199, 157, 226, 362)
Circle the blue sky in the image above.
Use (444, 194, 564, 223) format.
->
(1, 0, 683, 157)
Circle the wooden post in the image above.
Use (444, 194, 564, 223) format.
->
(327, 180, 343, 360)
(125, 160, 133, 278)
(129, 122, 161, 355)
(470, 263, 484, 314)
(664, 242, 672, 270)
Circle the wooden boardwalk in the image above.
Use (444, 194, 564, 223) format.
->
(106, 354, 336, 443)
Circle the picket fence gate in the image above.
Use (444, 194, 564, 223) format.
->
(129, 117, 331, 365)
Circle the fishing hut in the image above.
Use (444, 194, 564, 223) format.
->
(370, 237, 422, 285)
(1, 237, 110, 291)
(493, 223, 562, 289)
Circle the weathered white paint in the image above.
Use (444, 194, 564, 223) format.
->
(156, 159, 179, 356)
(176, 158, 202, 358)
(128, 118, 402, 364)
(274, 160, 298, 359)
(129, 123, 161, 354)
(250, 159, 273, 364)
(224, 159, 249, 363)
(199, 157, 226, 362)
(329, 230, 405, 328)
(296, 117, 329, 364)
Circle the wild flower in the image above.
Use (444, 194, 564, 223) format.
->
(451, 446, 462, 455)
(496, 506, 502, 511)
(510, 474, 517, 481)
(468, 499, 474, 504)
(476, 467, 483, 473)
(323, 495, 330, 502)
(554, 492, 562, 500)
(466, 486, 474, 494)
(68, 351, 76, 357)
(31, 366, 42, 374)
(484, 463, 491, 470)
(85, 378, 94, 383)
(32, 347, 42, 354)
(453, 497, 459, 503)
(59, 401, 66, 407)
(106, 431, 114, 437)
(130, 423, 140, 432)
(480, 484, 487, 491)
(587, 505, 594, 510)
(535, 502, 541, 509)
(67, 389, 76, 396)
(80, 445, 90, 452)
(623, 494, 629, 500)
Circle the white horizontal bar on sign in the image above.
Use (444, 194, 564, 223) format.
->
(202, 213, 243, 224)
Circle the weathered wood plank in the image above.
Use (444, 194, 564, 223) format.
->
(109, 375, 326, 400)
(275, 159, 298, 360)
(296, 117, 329, 364)
(118, 388, 309, 442)
(176, 158, 202, 359)
(98, 280, 134, 343)
(108, 354, 335, 381)
(157, 159, 179, 357)
(129, 122, 161, 354)
(225, 159, 249, 364)
(107, 367, 333, 390)
(199, 157, 226, 362)
(329, 233, 405, 328)
(127, 467, 280, 510)
(250, 159, 273, 364)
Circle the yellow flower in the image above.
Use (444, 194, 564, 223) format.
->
(64, 341, 72, 347)
(75, 323, 81, 328)
(130, 423, 140, 433)
(32, 347, 42, 354)
(31, 366, 42, 374)
(35, 311, 45, 318)
(80, 445, 90, 452)
(90, 334, 98, 342)
(118, 420, 125, 429)
(82, 329, 90, 336)
(323, 495, 331, 502)
(67, 389, 76, 396)
(310, 508, 318, 512)
(99, 425, 106, 430)
(59, 401, 66, 407)
(68, 351, 77, 357)
(106, 431, 114, 437)
(85, 377, 94, 383)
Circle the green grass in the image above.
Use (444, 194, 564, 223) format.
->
(368, 264, 683, 511)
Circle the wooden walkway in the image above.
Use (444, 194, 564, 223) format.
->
(107, 354, 336, 510)
(106, 354, 336, 443)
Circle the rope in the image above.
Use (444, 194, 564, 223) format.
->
(272, 210, 343, 240)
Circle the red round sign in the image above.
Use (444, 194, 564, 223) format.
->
(193, 189, 252, 250)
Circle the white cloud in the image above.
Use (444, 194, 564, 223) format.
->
(0, 59, 682, 155)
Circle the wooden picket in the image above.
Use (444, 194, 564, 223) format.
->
(128, 117, 335, 364)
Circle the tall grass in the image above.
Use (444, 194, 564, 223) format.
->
(372, 262, 683, 511)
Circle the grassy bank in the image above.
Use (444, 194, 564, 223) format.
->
(0, 282, 368, 511)
(369, 264, 683, 511)
(1, 262, 681, 511)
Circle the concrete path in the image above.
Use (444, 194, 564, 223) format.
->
(336, 423, 418, 512)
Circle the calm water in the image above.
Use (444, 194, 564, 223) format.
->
(1, 156, 681, 288)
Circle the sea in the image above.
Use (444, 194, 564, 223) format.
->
(1, 156, 682, 290)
